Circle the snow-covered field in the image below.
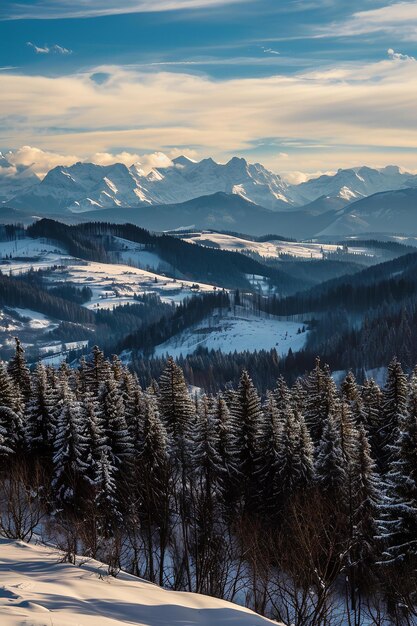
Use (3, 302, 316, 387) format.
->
(184, 232, 346, 259)
(8, 308, 52, 330)
(0, 538, 276, 626)
(0, 238, 69, 275)
(154, 308, 308, 358)
(0, 236, 220, 309)
(62, 260, 219, 309)
(112, 237, 173, 274)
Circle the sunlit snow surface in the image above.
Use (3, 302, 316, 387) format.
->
(0, 538, 276, 626)
(183, 232, 369, 259)
(154, 309, 308, 358)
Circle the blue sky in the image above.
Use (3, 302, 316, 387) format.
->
(1, 0, 417, 179)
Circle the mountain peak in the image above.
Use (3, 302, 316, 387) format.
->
(172, 155, 196, 167)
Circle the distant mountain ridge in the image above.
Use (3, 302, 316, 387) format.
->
(5, 154, 417, 216)
(9, 155, 294, 213)
(3, 153, 417, 238)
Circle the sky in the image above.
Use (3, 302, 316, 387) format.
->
(1, 0, 417, 180)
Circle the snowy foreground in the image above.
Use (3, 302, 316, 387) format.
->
(0, 538, 277, 626)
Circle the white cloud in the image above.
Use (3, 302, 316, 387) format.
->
(7, 146, 80, 178)
(3, 58, 417, 174)
(27, 42, 72, 55)
(5, 146, 199, 178)
(27, 42, 50, 54)
(387, 47, 416, 61)
(262, 46, 280, 55)
(5, 0, 245, 20)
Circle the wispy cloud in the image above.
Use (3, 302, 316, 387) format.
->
(319, 2, 417, 41)
(262, 46, 280, 55)
(27, 42, 72, 55)
(2, 0, 246, 20)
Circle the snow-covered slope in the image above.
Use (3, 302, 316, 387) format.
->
(184, 231, 341, 258)
(0, 152, 39, 203)
(0, 538, 276, 626)
(153, 308, 308, 358)
(130, 155, 294, 210)
(10, 162, 146, 213)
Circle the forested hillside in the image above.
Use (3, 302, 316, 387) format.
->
(1, 341, 417, 624)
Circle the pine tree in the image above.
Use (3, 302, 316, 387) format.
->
(349, 425, 381, 591)
(82, 394, 107, 484)
(214, 394, 239, 509)
(192, 396, 224, 504)
(230, 370, 263, 508)
(315, 410, 347, 497)
(276, 405, 314, 515)
(52, 381, 88, 509)
(342, 371, 365, 426)
(0, 419, 12, 458)
(304, 359, 337, 445)
(8, 337, 31, 401)
(138, 393, 171, 584)
(379, 368, 417, 573)
(274, 375, 291, 414)
(94, 449, 120, 520)
(257, 392, 283, 518)
(0, 363, 19, 411)
(84, 346, 112, 395)
(25, 362, 57, 459)
(98, 375, 133, 470)
(379, 357, 408, 471)
(361, 378, 382, 434)
(0, 363, 25, 451)
(158, 357, 195, 442)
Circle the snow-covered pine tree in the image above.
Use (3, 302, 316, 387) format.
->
(379, 357, 408, 472)
(25, 362, 58, 460)
(0, 363, 25, 452)
(0, 419, 12, 458)
(0, 362, 20, 411)
(158, 357, 195, 443)
(214, 394, 239, 510)
(230, 370, 263, 509)
(256, 392, 283, 519)
(192, 396, 224, 505)
(138, 393, 171, 584)
(304, 359, 337, 445)
(111, 354, 124, 382)
(8, 337, 31, 401)
(342, 371, 366, 425)
(361, 378, 382, 433)
(94, 449, 120, 535)
(82, 394, 107, 486)
(275, 405, 314, 517)
(274, 375, 291, 414)
(84, 346, 112, 395)
(315, 410, 348, 498)
(349, 425, 381, 592)
(98, 374, 133, 472)
(379, 367, 417, 577)
(52, 380, 89, 509)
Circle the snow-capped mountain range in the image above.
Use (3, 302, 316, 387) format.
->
(4, 152, 417, 215)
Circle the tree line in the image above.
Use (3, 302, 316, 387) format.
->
(0, 341, 417, 624)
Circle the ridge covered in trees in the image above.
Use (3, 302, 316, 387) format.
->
(1, 341, 417, 624)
